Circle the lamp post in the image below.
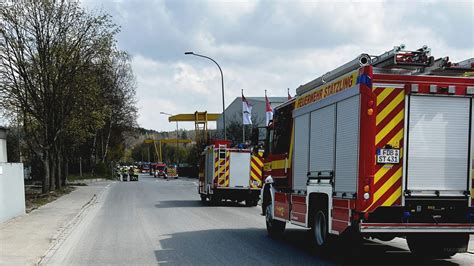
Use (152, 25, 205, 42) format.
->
(184, 52, 226, 140)
(160, 112, 179, 164)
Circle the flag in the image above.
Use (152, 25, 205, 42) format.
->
(287, 88, 292, 100)
(265, 92, 273, 126)
(242, 91, 252, 125)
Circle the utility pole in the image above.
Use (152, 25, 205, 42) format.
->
(176, 121, 179, 164)
(160, 112, 180, 164)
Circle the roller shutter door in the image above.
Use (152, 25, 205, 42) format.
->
(309, 105, 336, 173)
(293, 114, 310, 191)
(406, 96, 470, 192)
(335, 95, 360, 194)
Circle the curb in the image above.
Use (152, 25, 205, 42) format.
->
(68, 178, 111, 185)
(37, 182, 114, 265)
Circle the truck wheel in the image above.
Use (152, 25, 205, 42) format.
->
(407, 234, 468, 258)
(265, 203, 285, 237)
(311, 209, 329, 249)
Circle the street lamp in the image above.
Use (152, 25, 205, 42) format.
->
(160, 112, 179, 164)
(184, 51, 226, 140)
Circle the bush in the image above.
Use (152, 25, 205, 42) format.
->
(94, 162, 110, 176)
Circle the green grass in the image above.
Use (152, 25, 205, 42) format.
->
(25, 186, 75, 213)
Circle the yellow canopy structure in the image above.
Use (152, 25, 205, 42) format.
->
(168, 111, 219, 146)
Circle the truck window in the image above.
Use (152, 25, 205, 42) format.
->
(264, 128, 274, 158)
(272, 103, 293, 155)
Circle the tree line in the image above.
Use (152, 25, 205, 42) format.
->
(0, 1, 137, 193)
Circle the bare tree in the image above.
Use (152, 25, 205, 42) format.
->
(0, 0, 119, 192)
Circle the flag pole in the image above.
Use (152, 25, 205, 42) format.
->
(242, 89, 245, 144)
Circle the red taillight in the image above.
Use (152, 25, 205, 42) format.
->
(363, 185, 370, 193)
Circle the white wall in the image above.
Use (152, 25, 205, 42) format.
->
(0, 163, 25, 223)
(0, 139, 7, 163)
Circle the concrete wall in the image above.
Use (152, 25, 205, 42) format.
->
(0, 139, 7, 163)
(0, 163, 25, 223)
(0, 127, 7, 163)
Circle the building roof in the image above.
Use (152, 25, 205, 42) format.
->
(225, 97, 288, 110)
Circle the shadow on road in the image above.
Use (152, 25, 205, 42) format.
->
(154, 200, 254, 208)
(153, 228, 459, 265)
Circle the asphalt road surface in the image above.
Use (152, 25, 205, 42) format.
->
(46, 174, 474, 265)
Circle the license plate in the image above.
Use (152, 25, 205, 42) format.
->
(377, 149, 400, 164)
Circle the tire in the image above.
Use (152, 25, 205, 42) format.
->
(407, 234, 468, 258)
(265, 203, 285, 237)
(311, 209, 329, 250)
(200, 194, 207, 203)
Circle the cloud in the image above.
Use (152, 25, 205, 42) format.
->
(81, 0, 474, 131)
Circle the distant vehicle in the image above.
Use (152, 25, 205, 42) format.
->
(154, 163, 167, 178)
(141, 163, 150, 173)
(199, 140, 263, 206)
(167, 165, 178, 179)
(120, 166, 129, 182)
(149, 163, 157, 176)
(129, 166, 139, 181)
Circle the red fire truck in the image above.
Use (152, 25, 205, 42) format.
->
(262, 45, 474, 257)
(199, 140, 263, 206)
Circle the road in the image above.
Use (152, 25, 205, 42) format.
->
(46, 174, 474, 265)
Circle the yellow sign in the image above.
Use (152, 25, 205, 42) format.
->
(296, 70, 358, 109)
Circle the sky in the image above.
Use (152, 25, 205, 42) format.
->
(81, 0, 474, 131)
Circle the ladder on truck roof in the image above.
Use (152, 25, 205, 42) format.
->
(296, 44, 474, 96)
(371, 44, 433, 68)
(372, 44, 474, 76)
